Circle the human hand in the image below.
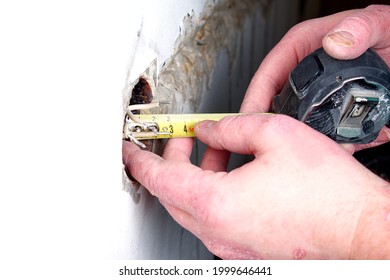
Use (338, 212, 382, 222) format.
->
(241, 5, 390, 152)
(122, 114, 390, 259)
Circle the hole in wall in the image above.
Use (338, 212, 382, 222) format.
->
(127, 76, 155, 151)
(123, 76, 154, 126)
(130, 77, 153, 108)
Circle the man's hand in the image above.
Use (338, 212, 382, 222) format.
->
(123, 114, 390, 259)
(241, 5, 390, 152)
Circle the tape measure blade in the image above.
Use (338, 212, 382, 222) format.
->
(138, 113, 241, 138)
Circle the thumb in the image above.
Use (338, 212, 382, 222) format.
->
(322, 5, 390, 60)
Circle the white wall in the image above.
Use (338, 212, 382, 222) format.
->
(0, 0, 303, 270)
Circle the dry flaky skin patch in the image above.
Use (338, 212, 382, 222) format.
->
(123, 0, 268, 197)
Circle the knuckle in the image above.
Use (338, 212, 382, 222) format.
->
(130, 152, 162, 194)
(215, 116, 235, 135)
(364, 5, 390, 37)
(340, 5, 390, 39)
(342, 15, 372, 35)
(191, 174, 224, 228)
(257, 114, 297, 136)
(196, 203, 218, 229)
(193, 195, 217, 226)
(212, 116, 243, 148)
(366, 4, 390, 14)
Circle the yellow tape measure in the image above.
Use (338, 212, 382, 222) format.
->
(133, 113, 243, 139)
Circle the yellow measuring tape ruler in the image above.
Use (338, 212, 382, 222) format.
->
(135, 113, 244, 139)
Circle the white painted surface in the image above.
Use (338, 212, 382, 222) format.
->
(0, 0, 212, 262)
(0, 0, 303, 267)
(127, 0, 208, 82)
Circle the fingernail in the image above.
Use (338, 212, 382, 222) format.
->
(196, 120, 216, 130)
(327, 31, 355, 47)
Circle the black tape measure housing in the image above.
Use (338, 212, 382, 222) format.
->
(272, 48, 390, 144)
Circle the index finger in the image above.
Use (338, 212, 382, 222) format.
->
(122, 140, 222, 213)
